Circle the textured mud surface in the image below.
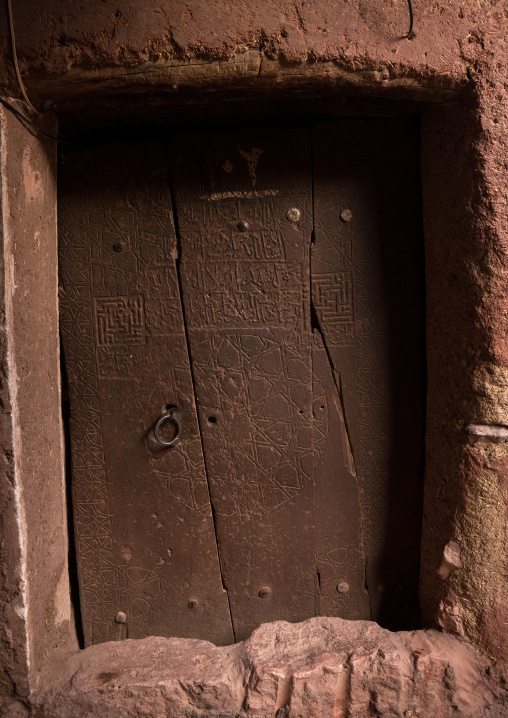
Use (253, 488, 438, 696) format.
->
(27, 618, 508, 717)
(0, 0, 505, 85)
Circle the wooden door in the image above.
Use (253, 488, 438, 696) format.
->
(59, 121, 424, 645)
(312, 120, 425, 628)
(170, 128, 369, 640)
(59, 142, 234, 645)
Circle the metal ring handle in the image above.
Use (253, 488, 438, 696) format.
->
(154, 410, 181, 448)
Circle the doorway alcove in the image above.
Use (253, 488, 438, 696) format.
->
(58, 102, 425, 647)
(3, 52, 503, 716)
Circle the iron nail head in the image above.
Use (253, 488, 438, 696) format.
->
(258, 586, 271, 598)
(237, 220, 250, 232)
(113, 240, 127, 252)
(286, 207, 302, 223)
(115, 611, 128, 624)
(188, 599, 199, 609)
(340, 209, 353, 223)
(336, 582, 350, 594)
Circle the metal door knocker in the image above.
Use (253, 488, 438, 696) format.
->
(154, 408, 181, 448)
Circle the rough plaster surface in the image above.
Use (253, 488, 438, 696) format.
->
(0, 103, 31, 708)
(0, 0, 502, 84)
(6, 109, 78, 678)
(0, 107, 77, 712)
(1, 0, 508, 709)
(420, 92, 508, 657)
(26, 619, 508, 717)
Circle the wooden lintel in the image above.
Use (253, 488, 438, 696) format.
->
(23, 50, 460, 110)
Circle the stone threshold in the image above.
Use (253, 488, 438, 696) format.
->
(31, 617, 507, 717)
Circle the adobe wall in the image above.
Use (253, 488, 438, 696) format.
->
(1, 0, 508, 715)
(0, 106, 78, 715)
(0, 0, 497, 88)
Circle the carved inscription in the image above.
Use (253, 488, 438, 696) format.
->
(184, 261, 303, 329)
(312, 272, 354, 347)
(177, 201, 286, 261)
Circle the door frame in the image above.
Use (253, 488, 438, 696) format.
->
(0, 56, 498, 705)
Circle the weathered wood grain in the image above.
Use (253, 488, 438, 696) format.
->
(59, 142, 234, 645)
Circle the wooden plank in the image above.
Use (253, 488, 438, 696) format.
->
(58, 142, 234, 645)
(312, 119, 425, 628)
(312, 330, 370, 619)
(170, 129, 317, 640)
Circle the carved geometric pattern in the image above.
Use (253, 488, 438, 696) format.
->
(95, 296, 146, 346)
(188, 329, 313, 516)
(312, 272, 353, 323)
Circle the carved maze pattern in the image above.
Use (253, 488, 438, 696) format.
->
(312, 272, 353, 323)
(95, 296, 146, 346)
(312, 200, 356, 348)
(312, 271, 354, 346)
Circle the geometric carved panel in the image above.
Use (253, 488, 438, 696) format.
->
(312, 272, 353, 324)
(95, 296, 146, 346)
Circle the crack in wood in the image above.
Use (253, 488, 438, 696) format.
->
(310, 304, 371, 618)
(310, 300, 356, 473)
(167, 157, 236, 641)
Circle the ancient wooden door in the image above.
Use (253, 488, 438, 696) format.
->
(59, 120, 424, 646)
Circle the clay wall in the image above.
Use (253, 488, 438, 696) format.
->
(0, 106, 77, 713)
(1, 1, 508, 715)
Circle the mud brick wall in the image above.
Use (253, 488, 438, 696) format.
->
(1, 1, 508, 715)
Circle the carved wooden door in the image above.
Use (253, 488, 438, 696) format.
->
(59, 143, 235, 646)
(59, 121, 424, 646)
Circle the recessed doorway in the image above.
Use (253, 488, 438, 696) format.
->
(58, 119, 425, 646)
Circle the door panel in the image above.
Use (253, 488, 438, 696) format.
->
(170, 128, 371, 639)
(170, 129, 318, 640)
(312, 331, 370, 618)
(59, 121, 424, 644)
(59, 142, 234, 645)
(312, 120, 425, 627)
